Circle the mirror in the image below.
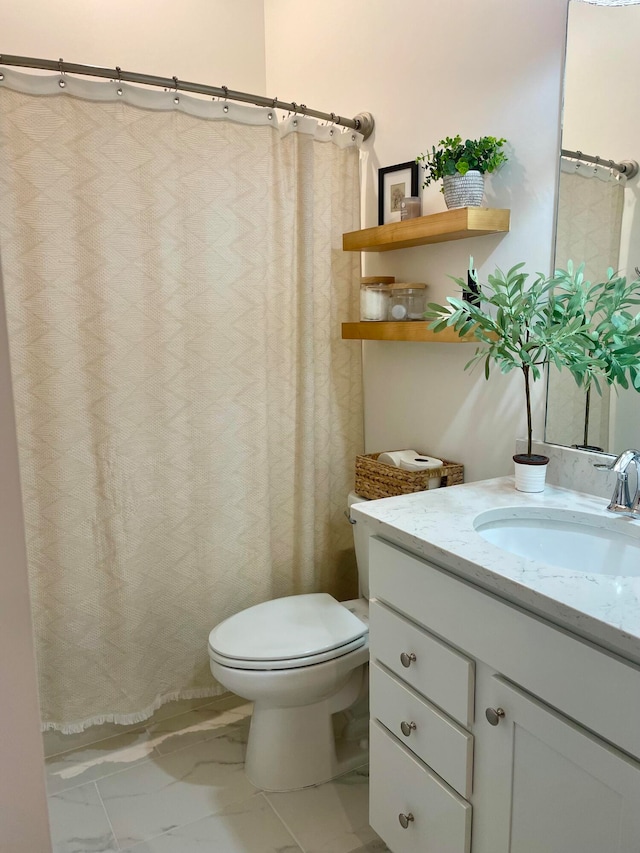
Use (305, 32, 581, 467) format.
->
(545, 0, 640, 454)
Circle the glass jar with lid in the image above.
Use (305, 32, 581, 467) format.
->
(360, 276, 395, 321)
(387, 283, 428, 321)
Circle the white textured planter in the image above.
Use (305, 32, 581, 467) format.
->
(442, 170, 485, 209)
(513, 454, 549, 493)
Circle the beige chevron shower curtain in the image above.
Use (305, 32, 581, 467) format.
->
(0, 70, 363, 732)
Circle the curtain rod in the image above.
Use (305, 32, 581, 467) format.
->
(561, 148, 639, 179)
(0, 53, 375, 140)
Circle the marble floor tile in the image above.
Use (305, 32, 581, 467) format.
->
(144, 691, 239, 724)
(350, 841, 391, 853)
(46, 694, 387, 853)
(47, 782, 118, 853)
(121, 793, 301, 852)
(43, 720, 145, 758)
(147, 701, 252, 756)
(97, 726, 258, 848)
(265, 766, 382, 853)
(197, 692, 249, 713)
(42, 692, 237, 757)
(46, 728, 155, 795)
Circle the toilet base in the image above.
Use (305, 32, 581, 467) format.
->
(244, 665, 368, 791)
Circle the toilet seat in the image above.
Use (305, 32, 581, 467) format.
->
(208, 593, 368, 671)
(209, 633, 367, 671)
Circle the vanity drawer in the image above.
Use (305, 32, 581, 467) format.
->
(371, 661, 473, 799)
(370, 600, 474, 728)
(370, 719, 472, 853)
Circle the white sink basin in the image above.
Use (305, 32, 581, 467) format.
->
(474, 507, 640, 577)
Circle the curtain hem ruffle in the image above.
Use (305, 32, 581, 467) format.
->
(40, 686, 226, 734)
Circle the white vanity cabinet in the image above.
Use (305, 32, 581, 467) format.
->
(368, 535, 640, 853)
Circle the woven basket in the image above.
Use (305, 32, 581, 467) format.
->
(355, 452, 464, 500)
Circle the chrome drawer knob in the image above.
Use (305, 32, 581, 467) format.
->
(398, 812, 415, 829)
(485, 707, 506, 726)
(400, 720, 417, 737)
(400, 652, 416, 668)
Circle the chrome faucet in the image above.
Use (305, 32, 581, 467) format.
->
(594, 449, 640, 516)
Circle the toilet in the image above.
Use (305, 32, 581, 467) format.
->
(208, 492, 370, 792)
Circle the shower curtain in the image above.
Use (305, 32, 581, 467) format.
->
(0, 69, 363, 732)
(545, 159, 625, 449)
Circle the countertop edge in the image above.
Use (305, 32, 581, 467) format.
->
(352, 477, 640, 666)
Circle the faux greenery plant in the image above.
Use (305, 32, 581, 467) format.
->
(417, 135, 508, 189)
(424, 262, 640, 458)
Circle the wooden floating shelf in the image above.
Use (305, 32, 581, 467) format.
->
(341, 322, 482, 343)
(342, 207, 510, 252)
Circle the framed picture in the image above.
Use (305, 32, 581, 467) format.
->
(378, 161, 419, 225)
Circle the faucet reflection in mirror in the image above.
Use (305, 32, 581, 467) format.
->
(546, 0, 640, 454)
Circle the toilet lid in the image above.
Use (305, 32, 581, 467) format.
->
(208, 593, 368, 664)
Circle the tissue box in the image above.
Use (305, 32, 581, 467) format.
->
(354, 452, 464, 500)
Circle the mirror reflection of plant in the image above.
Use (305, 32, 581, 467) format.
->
(424, 262, 640, 458)
(551, 264, 640, 394)
(416, 135, 508, 189)
(551, 266, 640, 448)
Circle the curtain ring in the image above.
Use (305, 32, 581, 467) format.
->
(221, 85, 229, 112)
(115, 66, 123, 96)
(272, 96, 278, 109)
(172, 76, 180, 104)
(58, 57, 66, 88)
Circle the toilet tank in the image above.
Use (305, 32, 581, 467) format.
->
(348, 491, 370, 599)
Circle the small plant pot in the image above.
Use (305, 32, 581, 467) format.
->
(442, 170, 485, 209)
(513, 454, 549, 493)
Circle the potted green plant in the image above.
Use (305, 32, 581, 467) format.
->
(416, 135, 508, 209)
(425, 262, 640, 492)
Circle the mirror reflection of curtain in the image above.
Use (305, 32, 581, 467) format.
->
(545, 159, 625, 449)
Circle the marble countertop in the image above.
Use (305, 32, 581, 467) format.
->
(352, 477, 640, 665)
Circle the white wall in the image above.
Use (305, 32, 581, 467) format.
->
(0, 7, 571, 839)
(265, 0, 569, 481)
(0, 269, 51, 849)
(3, 0, 267, 93)
(3, 0, 569, 483)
